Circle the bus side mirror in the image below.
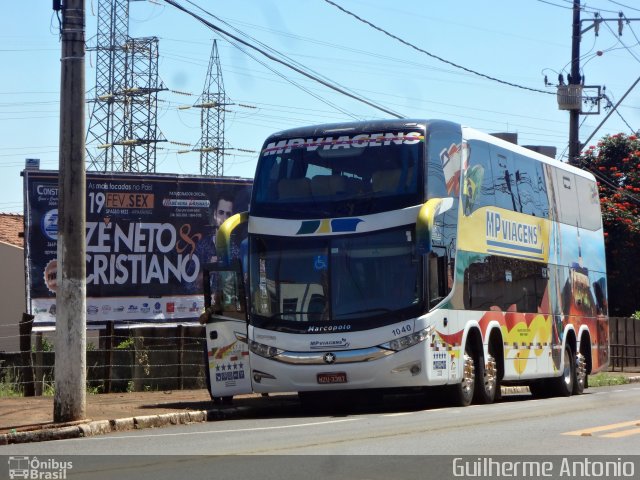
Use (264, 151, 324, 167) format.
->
(215, 211, 249, 267)
(416, 197, 454, 255)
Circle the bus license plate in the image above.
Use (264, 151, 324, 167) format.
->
(317, 372, 347, 384)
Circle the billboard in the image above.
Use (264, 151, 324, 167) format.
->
(24, 170, 252, 330)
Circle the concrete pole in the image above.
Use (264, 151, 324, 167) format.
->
(54, 0, 87, 422)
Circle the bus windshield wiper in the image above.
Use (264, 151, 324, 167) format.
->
(334, 308, 395, 319)
(269, 311, 312, 321)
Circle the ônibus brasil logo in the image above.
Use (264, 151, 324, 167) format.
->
(8, 456, 72, 479)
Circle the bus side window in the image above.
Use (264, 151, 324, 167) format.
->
(492, 147, 520, 212)
(462, 140, 495, 215)
(426, 124, 462, 307)
(428, 250, 449, 308)
(513, 154, 549, 218)
(575, 175, 601, 231)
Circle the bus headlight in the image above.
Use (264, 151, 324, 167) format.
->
(380, 326, 433, 352)
(249, 340, 284, 358)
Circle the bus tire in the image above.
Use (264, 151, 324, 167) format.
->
(473, 354, 498, 404)
(449, 346, 475, 407)
(552, 344, 575, 397)
(573, 352, 587, 395)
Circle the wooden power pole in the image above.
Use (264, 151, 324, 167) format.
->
(54, 0, 87, 422)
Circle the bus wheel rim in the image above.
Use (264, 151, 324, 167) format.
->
(575, 353, 586, 388)
(485, 355, 497, 394)
(462, 353, 475, 395)
(563, 348, 572, 387)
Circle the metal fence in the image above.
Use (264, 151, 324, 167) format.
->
(609, 317, 640, 371)
(0, 318, 207, 396)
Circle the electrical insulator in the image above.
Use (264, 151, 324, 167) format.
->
(618, 12, 624, 36)
(594, 13, 600, 36)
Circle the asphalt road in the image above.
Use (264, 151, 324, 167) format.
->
(2, 384, 639, 479)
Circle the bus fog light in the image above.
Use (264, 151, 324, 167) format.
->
(253, 370, 276, 383)
(391, 361, 422, 376)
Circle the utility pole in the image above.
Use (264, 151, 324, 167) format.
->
(562, 1, 640, 163)
(568, 0, 582, 165)
(54, 0, 87, 422)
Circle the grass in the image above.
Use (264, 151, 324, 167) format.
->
(0, 371, 105, 397)
(0, 371, 22, 397)
(589, 372, 630, 387)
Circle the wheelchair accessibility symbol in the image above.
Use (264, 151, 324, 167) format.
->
(314, 255, 328, 271)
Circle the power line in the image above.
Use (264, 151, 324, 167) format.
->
(212, 33, 361, 120)
(162, 0, 404, 119)
(582, 75, 640, 148)
(324, 0, 554, 95)
(602, 19, 640, 62)
(535, 0, 573, 10)
(614, 109, 635, 132)
(538, 0, 620, 14)
(181, 0, 383, 116)
(608, 0, 640, 13)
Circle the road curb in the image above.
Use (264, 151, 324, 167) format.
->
(0, 407, 237, 445)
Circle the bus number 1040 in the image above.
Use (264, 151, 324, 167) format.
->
(392, 325, 412, 336)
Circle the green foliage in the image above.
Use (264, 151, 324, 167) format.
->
(86, 383, 104, 395)
(578, 133, 640, 316)
(588, 373, 630, 387)
(32, 336, 55, 353)
(115, 337, 135, 350)
(0, 370, 22, 397)
(42, 379, 55, 397)
(632, 311, 640, 320)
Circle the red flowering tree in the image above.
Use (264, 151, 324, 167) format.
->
(578, 133, 640, 316)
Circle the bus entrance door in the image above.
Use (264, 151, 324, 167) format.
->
(203, 261, 253, 399)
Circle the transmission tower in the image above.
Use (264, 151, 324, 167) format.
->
(121, 36, 166, 172)
(86, 0, 166, 173)
(193, 40, 230, 176)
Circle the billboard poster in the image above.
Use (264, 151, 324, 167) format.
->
(23, 170, 252, 330)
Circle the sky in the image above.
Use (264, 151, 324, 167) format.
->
(2, 0, 640, 214)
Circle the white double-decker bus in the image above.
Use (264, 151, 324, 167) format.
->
(203, 119, 609, 406)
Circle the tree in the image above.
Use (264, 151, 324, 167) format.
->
(578, 133, 640, 316)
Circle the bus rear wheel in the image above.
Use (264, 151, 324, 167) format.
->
(551, 344, 575, 397)
(573, 352, 587, 395)
(474, 354, 498, 404)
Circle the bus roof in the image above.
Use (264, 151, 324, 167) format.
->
(262, 118, 434, 141)
(261, 119, 596, 183)
(461, 125, 595, 181)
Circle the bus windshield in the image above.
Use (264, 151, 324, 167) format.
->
(251, 131, 424, 219)
(249, 226, 423, 332)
